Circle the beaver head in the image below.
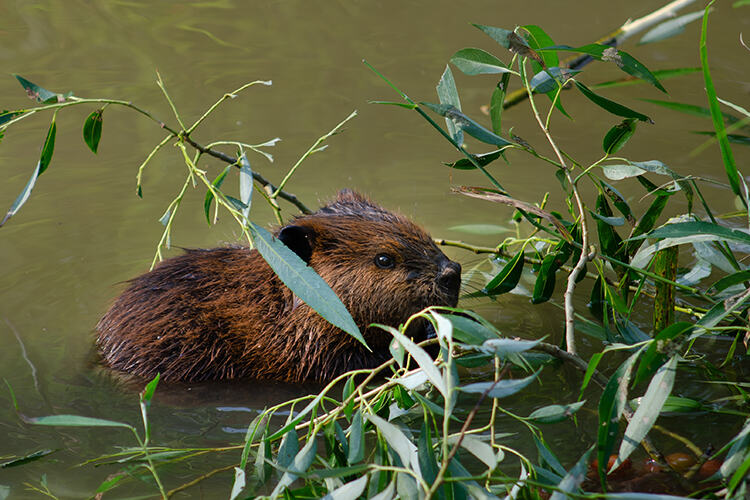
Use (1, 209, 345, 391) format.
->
(277, 189, 461, 350)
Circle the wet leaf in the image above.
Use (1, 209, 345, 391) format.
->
(381, 325, 446, 398)
(436, 66, 463, 146)
(448, 434, 498, 469)
(366, 413, 418, 471)
(347, 409, 364, 464)
(603, 118, 637, 154)
(459, 370, 539, 398)
(321, 475, 368, 500)
(447, 315, 499, 345)
(82, 109, 104, 154)
(597, 351, 640, 483)
(483, 250, 524, 295)
(249, 223, 366, 348)
(616, 356, 678, 470)
(28, 415, 134, 430)
(574, 81, 652, 123)
(450, 48, 513, 76)
(527, 401, 586, 424)
(203, 165, 232, 225)
(277, 430, 299, 469)
(271, 438, 317, 497)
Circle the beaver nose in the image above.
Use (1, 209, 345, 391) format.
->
(437, 260, 462, 295)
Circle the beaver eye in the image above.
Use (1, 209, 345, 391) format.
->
(374, 253, 395, 269)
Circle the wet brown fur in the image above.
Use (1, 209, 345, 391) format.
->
(96, 190, 461, 383)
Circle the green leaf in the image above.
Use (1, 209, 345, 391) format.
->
(635, 322, 692, 386)
(698, 287, 750, 329)
(595, 193, 625, 268)
(28, 415, 134, 430)
(1, 117, 57, 227)
(490, 74, 510, 134)
(700, 3, 743, 203)
(271, 438, 317, 497)
(321, 475, 368, 500)
(418, 418, 439, 485)
(459, 370, 539, 398)
(13, 75, 59, 103)
(522, 25, 558, 67)
(532, 250, 566, 304)
(448, 434, 498, 470)
(450, 48, 513, 76)
(0, 110, 24, 127)
(436, 66, 463, 146)
(540, 45, 666, 92)
(550, 448, 592, 500)
(472, 24, 515, 50)
(366, 413, 417, 471)
(592, 67, 701, 89)
(421, 102, 514, 148)
(380, 325, 446, 398)
(0, 449, 55, 468)
(448, 315, 499, 345)
(238, 154, 253, 222)
(603, 119, 637, 154)
(444, 150, 503, 170)
(527, 401, 586, 424)
(710, 270, 750, 294)
(203, 165, 232, 225)
(449, 223, 508, 235)
(641, 98, 740, 124)
(483, 250, 524, 295)
(480, 338, 542, 357)
(597, 351, 640, 483)
(693, 131, 750, 146)
(368, 100, 418, 109)
(616, 356, 678, 470)
(530, 67, 580, 94)
(574, 81, 653, 123)
(635, 221, 750, 246)
(630, 395, 702, 414)
(82, 109, 104, 154)
(249, 223, 366, 348)
(277, 431, 300, 469)
(347, 409, 364, 464)
(140, 373, 160, 405)
(627, 194, 670, 256)
(639, 10, 706, 45)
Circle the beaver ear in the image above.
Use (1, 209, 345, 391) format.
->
(278, 225, 316, 264)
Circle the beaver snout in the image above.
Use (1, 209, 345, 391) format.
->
(437, 258, 462, 305)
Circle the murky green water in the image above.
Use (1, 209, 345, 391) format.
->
(1, 0, 748, 497)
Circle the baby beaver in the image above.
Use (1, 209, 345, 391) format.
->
(96, 190, 461, 383)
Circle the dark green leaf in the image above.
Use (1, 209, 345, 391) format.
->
(249, 223, 366, 348)
(0, 110, 24, 127)
(626, 194, 670, 256)
(82, 109, 104, 154)
(527, 401, 586, 424)
(592, 68, 701, 89)
(530, 67, 580, 94)
(490, 74, 510, 134)
(603, 119, 637, 154)
(459, 370, 539, 398)
(633, 221, 750, 246)
(522, 25, 558, 67)
(472, 24, 515, 50)
(277, 431, 299, 469)
(140, 373, 160, 404)
(693, 131, 750, 146)
(595, 193, 625, 269)
(641, 98, 740, 125)
(700, 4, 743, 202)
(1, 118, 56, 227)
(418, 418, 439, 485)
(698, 287, 750, 329)
(574, 81, 653, 123)
(550, 448, 592, 500)
(450, 48, 512, 76)
(346, 409, 364, 465)
(532, 252, 563, 304)
(13, 75, 59, 103)
(368, 101, 418, 109)
(421, 102, 514, 148)
(710, 270, 750, 294)
(483, 250, 524, 295)
(203, 165, 232, 225)
(534, 434, 567, 478)
(597, 351, 640, 483)
(444, 150, 503, 170)
(1, 449, 55, 468)
(436, 66, 463, 146)
(639, 10, 706, 45)
(447, 315, 499, 345)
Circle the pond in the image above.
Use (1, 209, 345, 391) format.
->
(1, 0, 748, 497)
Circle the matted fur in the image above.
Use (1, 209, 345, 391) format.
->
(96, 190, 461, 383)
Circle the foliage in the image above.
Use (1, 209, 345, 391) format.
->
(2, 1, 749, 499)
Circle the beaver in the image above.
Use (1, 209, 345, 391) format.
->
(96, 190, 461, 383)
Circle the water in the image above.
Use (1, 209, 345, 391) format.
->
(1, 0, 748, 497)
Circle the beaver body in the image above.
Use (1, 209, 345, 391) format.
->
(96, 190, 461, 383)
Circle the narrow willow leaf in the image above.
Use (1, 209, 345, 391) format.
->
(203, 165, 232, 225)
(710, 270, 750, 294)
(550, 448, 592, 500)
(347, 409, 364, 464)
(459, 370, 539, 398)
(693, 131, 750, 146)
(532, 252, 559, 304)
(448, 435, 498, 470)
(635, 221, 750, 246)
(540, 45, 666, 92)
(448, 315, 498, 345)
(597, 351, 640, 483)
(534, 433, 567, 477)
(603, 119, 637, 154)
(366, 413, 418, 471)
(616, 356, 678, 470)
(449, 223, 508, 234)
(593, 67, 701, 89)
(322, 475, 368, 500)
(0, 449, 55, 468)
(13, 75, 59, 103)
(29, 415, 134, 430)
(530, 67, 580, 94)
(522, 24, 558, 67)
(480, 338, 542, 357)
(591, 211, 625, 226)
(574, 81, 652, 123)
(368, 100, 418, 109)
(436, 65, 463, 146)
(627, 194, 670, 256)
(369, 480, 396, 500)
(0, 110, 24, 127)
(472, 24, 514, 49)
(640, 10, 707, 45)
(444, 150, 503, 170)
(277, 430, 299, 470)
(641, 98, 740, 123)
(229, 467, 246, 500)
(698, 287, 750, 329)
(630, 395, 702, 414)
(381, 325, 446, 398)
(239, 153, 253, 222)
(82, 109, 104, 154)
(483, 250, 524, 295)
(527, 401, 586, 424)
(418, 418, 438, 484)
(700, 3, 742, 202)
(249, 223, 365, 348)
(490, 74, 510, 134)
(422, 102, 514, 148)
(271, 439, 317, 497)
(450, 48, 513, 76)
